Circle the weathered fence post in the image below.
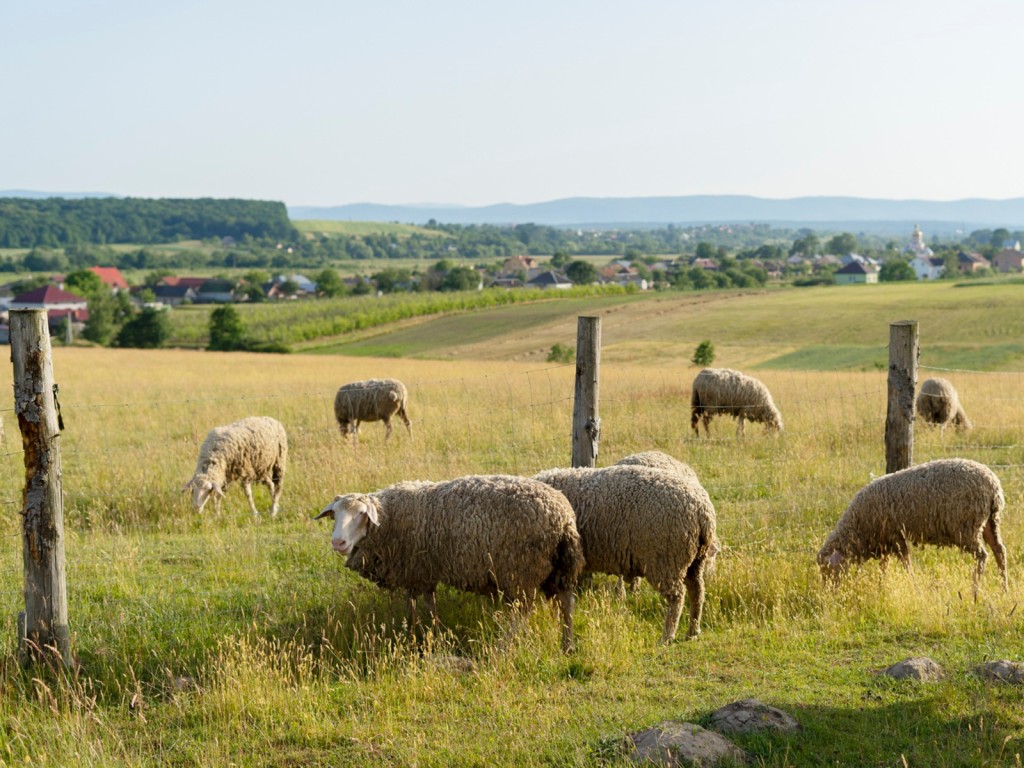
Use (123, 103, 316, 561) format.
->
(885, 320, 918, 474)
(10, 308, 70, 665)
(572, 316, 601, 468)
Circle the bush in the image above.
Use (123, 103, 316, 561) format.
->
(547, 343, 575, 363)
(692, 340, 715, 366)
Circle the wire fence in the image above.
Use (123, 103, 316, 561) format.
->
(1, 352, 1022, 652)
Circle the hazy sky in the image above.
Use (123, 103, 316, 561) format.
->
(3, 0, 1021, 206)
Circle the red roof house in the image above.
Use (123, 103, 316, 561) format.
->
(10, 285, 89, 309)
(89, 266, 129, 291)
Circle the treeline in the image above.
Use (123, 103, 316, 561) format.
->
(0, 197, 296, 248)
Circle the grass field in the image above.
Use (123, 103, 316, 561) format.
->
(293, 220, 448, 238)
(3, 282, 1024, 766)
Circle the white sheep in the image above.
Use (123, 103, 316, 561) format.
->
(315, 474, 584, 652)
(533, 464, 718, 642)
(817, 458, 1008, 599)
(334, 378, 412, 441)
(916, 377, 972, 432)
(614, 450, 701, 486)
(183, 416, 288, 516)
(690, 367, 783, 437)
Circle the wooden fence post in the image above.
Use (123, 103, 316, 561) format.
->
(885, 320, 918, 474)
(572, 316, 601, 468)
(10, 309, 71, 665)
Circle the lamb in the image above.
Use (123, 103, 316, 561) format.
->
(533, 464, 718, 642)
(817, 458, 1008, 600)
(916, 377, 972, 432)
(334, 378, 412, 441)
(183, 416, 288, 516)
(315, 474, 583, 652)
(690, 367, 783, 437)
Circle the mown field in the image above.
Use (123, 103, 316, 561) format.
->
(2, 280, 1024, 766)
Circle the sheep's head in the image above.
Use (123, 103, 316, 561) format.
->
(183, 477, 224, 513)
(315, 494, 379, 555)
(817, 548, 846, 585)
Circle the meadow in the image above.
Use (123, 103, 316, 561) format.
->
(2, 280, 1024, 766)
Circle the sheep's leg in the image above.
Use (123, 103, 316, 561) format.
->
(969, 541, 988, 603)
(383, 417, 393, 441)
(422, 588, 438, 626)
(701, 413, 712, 437)
(556, 589, 575, 653)
(405, 590, 420, 638)
(683, 569, 705, 641)
(983, 518, 1009, 592)
(268, 465, 284, 517)
(398, 406, 412, 439)
(242, 481, 259, 516)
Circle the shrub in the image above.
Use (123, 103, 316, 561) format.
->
(692, 340, 715, 366)
(547, 343, 575, 363)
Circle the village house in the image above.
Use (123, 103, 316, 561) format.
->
(9, 284, 90, 336)
(833, 260, 878, 285)
(527, 271, 573, 290)
(992, 249, 1024, 273)
(957, 251, 990, 274)
(910, 255, 945, 280)
(89, 266, 129, 292)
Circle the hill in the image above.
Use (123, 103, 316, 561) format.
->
(288, 195, 1024, 233)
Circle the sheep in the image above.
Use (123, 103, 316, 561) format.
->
(817, 458, 1007, 600)
(690, 367, 783, 437)
(916, 377, 972, 432)
(614, 450, 701, 486)
(334, 378, 412, 441)
(533, 464, 718, 643)
(315, 474, 583, 652)
(183, 416, 288, 516)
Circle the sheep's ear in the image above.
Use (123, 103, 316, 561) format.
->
(181, 479, 194, 494)
(211, 483, 225, 498)
(315, 494, 346, 520)
(827, 550, 843, 569)
(364, 497, 380, 527)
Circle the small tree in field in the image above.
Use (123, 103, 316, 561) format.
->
(692, 340, 715, 367)
(547, 343, 575, 363)
(208, 305, 246, 351)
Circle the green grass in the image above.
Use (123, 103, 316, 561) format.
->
(6, 284, 1024, 765)
(293, 220, 447, 238)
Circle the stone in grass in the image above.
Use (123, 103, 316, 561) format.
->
(880, 657, 945, 682)
(974, 660, 1024, 684)
(709, 699, 800, 734)
(628, 721, 750, 766)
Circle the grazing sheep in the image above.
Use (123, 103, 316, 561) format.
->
(183, 416, 288, 516)
(533, 465, 718, 642)
(690, 367, 783, 437)
(334, 378, 412, 441)
(917, 377, 972, 432)
(315, 475, 583, 652)
(614, 450, 701, 486)
(817, 458, 1007, 599)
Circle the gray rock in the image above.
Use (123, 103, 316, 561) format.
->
(709, 698, 800, 734)
(881, 657, 945, 682)
(628, 721, 750, 766)
(975, 660, 1024, 684)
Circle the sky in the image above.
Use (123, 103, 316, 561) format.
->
(3, 0, 1022, 207)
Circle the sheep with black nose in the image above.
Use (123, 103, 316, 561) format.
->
(316, 475, 583, 652)
(817, 458, 1007, 600)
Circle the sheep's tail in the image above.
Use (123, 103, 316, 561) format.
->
(541, 528, 584, 599)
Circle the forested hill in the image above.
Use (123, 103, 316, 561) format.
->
(0, 197, 296, 247)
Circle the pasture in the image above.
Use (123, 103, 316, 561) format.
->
(2, 282, 1024, 765)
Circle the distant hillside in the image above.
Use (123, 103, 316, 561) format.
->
(288, 195, 1024, 233)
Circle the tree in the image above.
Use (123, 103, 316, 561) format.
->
(789, 232, 821, 257)
(694, 242, 717, 261)
(208, 305, 246, 351)
(692, 340, 715, 366)
(65, 269, 103, 297)
(315, 268, 346, 298)
(565, 260, 597, 285)
(115, 307, 171, 348)
(826, 233, 858, 255)
(990, 228, 1011, 248)
(440, 266, 480, 291)
(82, 289, 132, 345)
(550, 251, 570, 270)
(879, 259, 916, 282)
